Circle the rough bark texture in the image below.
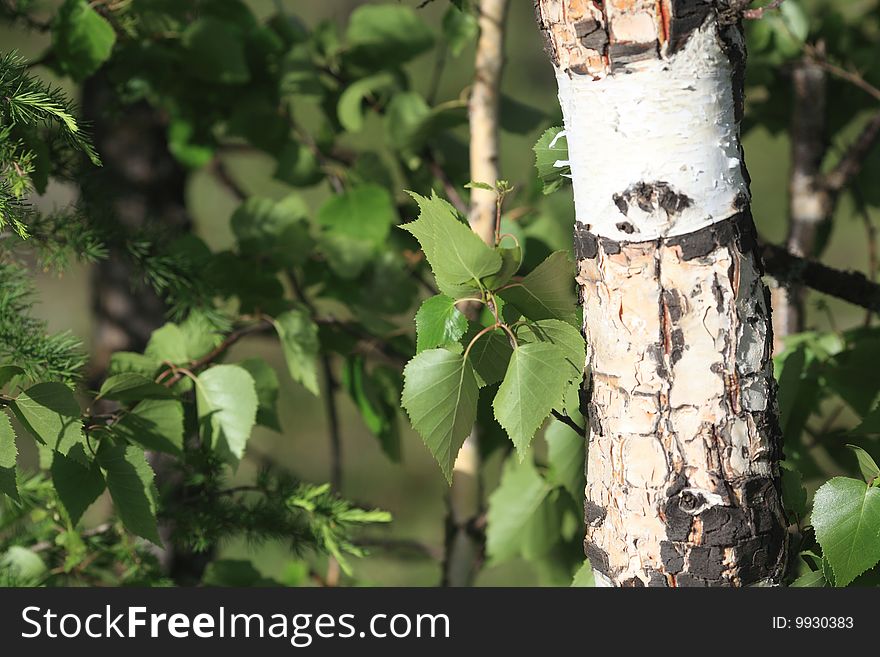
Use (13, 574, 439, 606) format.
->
(536, 0, 787, 587)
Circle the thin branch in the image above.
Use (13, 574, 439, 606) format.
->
(821, 110, 880, 195)
(552, 410, 587, 437)
(743, 0, 785, 20)
(804, 43, 880, 103)
(426, 152, 468, 216)
(211, 156, 248, 201)
(760, 241, 880, 313)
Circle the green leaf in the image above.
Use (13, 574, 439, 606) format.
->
(346, 5, 434, 66)
(780, 461, 808, 519)
(196, 365, 259, 462)
(401, 349, 479, 483)
(274, 142, 323, 187)
(51, 450, 105, 525)
(812, 477, 880, 587)
(317, 184, 396, 247)
(0, 412, 18, 501)
(790, 569, 825, 587)
(239, 358, 281, 431)
(108, 352, 160, 378)
(231, 196, 314, 267)
(167, 117, 214, 169)
(112, 399, 185, 456)
(52, 0, 116, 81)
(499, 251, 578, 324)
(145, 323, 189, 366)
(442, 5, 478, 56)
(846, 444, 880, 485)
(415, 295, 468, 353)
(571, 560, 595, 587)
(546, 418, 586, 501)
(342, 357, 401, 462)
(466, 327, 513, 388)
(337, 71, 396, 133)
(182, 17, 250, 84)
(855, 403, 880, 435)
(533, 127, 570, 195)
(98, 444, 161, 545)
(493, 343, 568, 458)
(486, 456, 552, 562)
(483, 245, 522, 289)
(97, 373, 174, 403)
(401, 191, 502, 294)
(516, 319, 585, 383)
(274, 307, 321, 396)
(0, 546, 46, 584)
(10, 383, 85, 459)
(0, 365, 25, 389)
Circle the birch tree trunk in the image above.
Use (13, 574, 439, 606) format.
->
(535, 0, 787, 587)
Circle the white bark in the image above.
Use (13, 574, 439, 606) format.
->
(536, 0, 788, 587)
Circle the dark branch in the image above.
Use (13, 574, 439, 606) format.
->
(822, 110, 880, 196)
(551, 410, 587, 437)
(760, 241, 880, 313)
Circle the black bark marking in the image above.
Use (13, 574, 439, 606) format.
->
(667, 0, 713, 54)
(620, 577, 645, 587)
(585, 540, 610, 575)
(584, 500, 607, 527)
(609, 41, 659, 70)
(616, 221, 636, 234)
(661, 541, 685, 573)
(575, 18, 609, 52)
(613, 181, 693, 218)
(663, 495, 693, 542)
(599, 237, 621, 255)
(574, 223, 599, 260)
(688, 546, 726, 580)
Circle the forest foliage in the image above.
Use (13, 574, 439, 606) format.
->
(0, 0, 879, 587)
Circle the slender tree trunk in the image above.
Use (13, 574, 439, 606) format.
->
(771, 60, 828, 352)
(535, 0, 787, 587)
(443, 0, 511, 588)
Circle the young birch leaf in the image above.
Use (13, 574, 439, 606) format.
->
(196, 365, 259, 462)
(846, 444, 880, 485)
(486, 456, 551, 562)
(11, 383, 85, 461)
(274, 307, 320, 396)
(0, 412, 18, 501)
(112, 399, 185, 456)
(790, 570, 825, 587)
(571, 560, 596, 587)
(239, 358, 281, 431)
(97, 373, 175, 403)
(98, 444, 161, 545)
(517, 319, 585, 382)
(533, 127, 570, 195)
(0, 365, 25, 389)
(401, 349, 479, 483)
(401, 191, 502, 293)
(812, 477, 880, 586)
(346, 5, 434, 65)
(493, 343, 568, 459)
(466, 328, 513, 388)
(145, 324, 189, 365)
(51, 450, 105, 525)
(415, 295, 467, 353)
(342, 357, 401, 462)
(499, 251, 578, 325)
(53, 0, 116, 81)
(546, 418, 586, 501)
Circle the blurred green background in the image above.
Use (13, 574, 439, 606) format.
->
(2, 0, 876, 585)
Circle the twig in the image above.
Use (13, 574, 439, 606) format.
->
(551, 410, 587, 437)
(821, 110, 880, 195)
(743, 0, 785, 20)
(760, 241, 880, 313)
(211, 157, 248, 201)
(426, 153, 468, 216)
(804, 43, 880, 103)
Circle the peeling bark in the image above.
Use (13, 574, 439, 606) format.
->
(536, 1, 787, 586)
